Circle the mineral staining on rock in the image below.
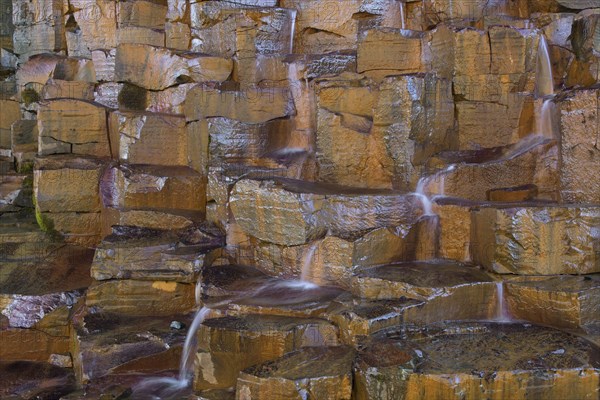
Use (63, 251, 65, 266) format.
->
(1, 0, 599, 398)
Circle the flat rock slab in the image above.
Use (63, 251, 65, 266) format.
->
(471, 205, 600, 275)
(72, 312, 190, 384)
(0, 361, 76, 399)
(506, 275, 600, 334)
(202, 265, 344, 318)
(195, 314, 339, 390)
(355, 322, 600, 400)
(230, 178, 422, 246)
(237, 346, 355, 400)
(351, 260, 497, 322)
(92, 225, 223, 282)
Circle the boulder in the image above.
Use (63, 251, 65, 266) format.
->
(471, 205, 600, 274)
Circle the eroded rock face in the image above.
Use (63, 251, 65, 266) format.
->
(236, 346, 355, 400)
(351, 260, 498, 322)
(354, 322, 600, 400)
(471, 205, 600, 275)
(230, 178, 422, 246)
(115, 44, 232, 91)
(37, 100, 110, 157)
(91, 226, 223, 282)
(85, 280, 195, 316)
(71, 312, 188, 383)
(557, 87, 600, 203)
(506, 276, 600, 334)
(195, 314, 339, 390)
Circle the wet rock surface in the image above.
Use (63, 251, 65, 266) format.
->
(355, 322, 600, 400)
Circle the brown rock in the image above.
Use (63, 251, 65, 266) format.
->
(34, 155, 104, 213)
(351, 261, 496, 324)
(230, 178, 422, 246)
(114, 111, 189, 166)
(116, 26, 165, 47)
(358, 29, 424, 81)
(471, 205, 600, 274)
(71, 312, 188, 383)
(487, 184, 539, 201)
(115, 44, 232, 91)
(0, 100, 19, 150)
(185, 84, 293, 124)
(236, 346, 355, 400)
(101, 208, 202, 234)
(433, 203, 471, 261)
(37, 99, 110, 157)
(557, 87, 600, 203)
(355, 322, 600, 400)
(91, 227, 222, 282)
(41, 79, 95, 101)
(425, 138, 559, 201)
(101, 164, 206, 213)
(506, 276, 600, 334)
(66, 0, 117, 58)
(117, 0, 167, 30)
(194, 314, 338, 390)
(85, 279, 195, 316)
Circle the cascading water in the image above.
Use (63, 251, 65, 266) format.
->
(399, 2, 407, 30)
(288, 9, 297, 54)
(300, 243, 317, 282)
(495, 282, 511, 322)
(535, 35, 554, 98)
(535, 34, 557, 139)
(414, 165, 455, 216)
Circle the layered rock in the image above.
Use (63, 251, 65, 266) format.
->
(236, 346, 355, 400)
(505, 276, 600, 334)
(230, 178, 422, 246)
(557, 87, 600, 203)
(37, 100, 110, 157)
(354, 322, 600, 400)
(194, 315, 339, 390)
(471, 205, 600, 274)
(33, 155, 105, 245)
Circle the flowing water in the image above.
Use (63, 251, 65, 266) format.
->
(535, 35, 554, 98)
(300, 243, 318, 283)
(400, 2, 406, 30)
(495, 282, 511, 322)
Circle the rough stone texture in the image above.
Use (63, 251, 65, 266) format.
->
(506, 276, 600, 334)
(355, 322, 600, 400)
(185, 85, 293, 124)
(253, 223, 433, 288)
(91, 227, 223, 282)
(37, 100, 110, 157)
(351, 261, 497, 324)
(425, 138, 559, 201)
(0, 100, 20, 149)
(358, 29, 424, 81)
(230, 179, 422, 246)
(100, 164, 206, 213)
(34, 155, 104, 213)
(71, 312, 187, 384)
(433, 203, 470, 261)
(67, 0, 117, 58)
(85, 279, 195, 316)
(113, 112, 190, 167)
(236, 346, 355, 400)
(558, 87, 600, 203)
(115, 44, 232, 91)
(471, 206, 600, 274)
(195, 315, 339, 390)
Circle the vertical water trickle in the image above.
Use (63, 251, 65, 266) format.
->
(178, 306, 211, 384)
(535, 35, 554, 98)
(495, 282, 510, 322)
(535, 34, 557, 139)
(289, 9, 297, 54)
(400, 1, 407, 30)
(300, 243, 317, 283)
(415, 176, 434, 216)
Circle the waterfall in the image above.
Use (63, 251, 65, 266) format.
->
(400, 2, 406, 30)
(300, 243, 317, 283)
(535, 35, 554, 98)
(415, 177, 434, 216)
(495, 282, 511, 322)
(538, 98, 557, 138)
(289, 9, 297, 54)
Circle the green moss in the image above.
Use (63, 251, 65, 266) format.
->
(21, 87, 40, 106)
(118, 83, 148, 111)
(17, 161, 34, 174)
